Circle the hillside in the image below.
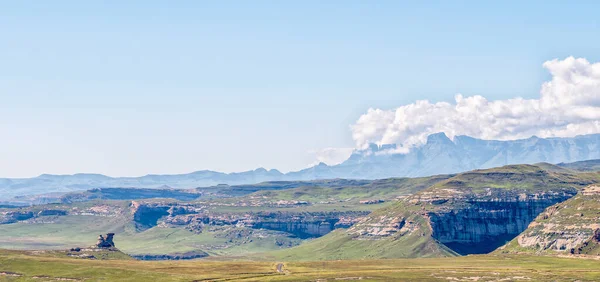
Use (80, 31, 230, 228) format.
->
(499, 184, 600, 256)
(248, 175, 452, 203)
(268, 203, 457, 261)
(558, 159, 600, 172)
(271, 163, 600, 260)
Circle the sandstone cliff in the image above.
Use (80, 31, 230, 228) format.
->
(499, 185, 600, 256)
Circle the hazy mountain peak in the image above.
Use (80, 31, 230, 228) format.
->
(426, 132, 452, 144)
(1, 133, 599, 199)
(268, 169, 283, 174)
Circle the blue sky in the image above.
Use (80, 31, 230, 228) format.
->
(1, 1, 600, 177)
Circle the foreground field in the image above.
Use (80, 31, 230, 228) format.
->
(1, 250, 600, 281)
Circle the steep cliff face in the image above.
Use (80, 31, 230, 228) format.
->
(0, 211, 34, 224)
(500, 185, 600, 256)
(130, 201, 170, 230)
(429, 197, 572, 254)
(251, 221, 335, 238)
(249, 212, 366, 238)
(0, 208, 71, 224)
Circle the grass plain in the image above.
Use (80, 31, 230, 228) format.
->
(1, 249, 600, 281)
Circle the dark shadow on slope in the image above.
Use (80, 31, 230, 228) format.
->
(442, 234, 515, 255)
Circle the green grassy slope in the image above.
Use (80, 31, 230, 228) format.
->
(250, 175, 452, 202)
(426, 163, 599, 193)
(558, 159, 600, 172)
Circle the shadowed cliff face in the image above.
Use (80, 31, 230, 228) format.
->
(131, 202, 170, 230)
(248, 211, 368, 238)
(251, 218, 340, 239)
(251, 221, 336, 239)
(500, 185, 600, 256)
(429, 197, 572, 254)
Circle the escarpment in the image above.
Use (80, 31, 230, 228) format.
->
(168, 210, 367, 238)
(278, 164, 596, 260)
(500, 185, 600, 256)
(0, 208, 69, 224)
(0, 211, 34, 224)
(427, 191, 574, 254)
(130, 200, 368, 238)
(343, 187, 576, 256)
(248, 211, 367, 238)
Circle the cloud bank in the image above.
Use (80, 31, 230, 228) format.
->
(351, 57, 600, 150)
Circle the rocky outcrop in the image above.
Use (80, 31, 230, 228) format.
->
(128, 199, 367, 238)
(158, 208, 367, 238)
(251, 219, 336, 239)
(360, 199, 385, 204)
(95, 233, 116, 248)
(247, 211, 367, 238)
(349, 215, 410, 238)
(0, 208, 69, 224)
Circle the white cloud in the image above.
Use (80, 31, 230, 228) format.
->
(309, 147, 355, 166)
(351, 57, 600, 150)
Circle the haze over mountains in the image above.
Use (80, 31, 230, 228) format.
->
(1, 133, 598, 199)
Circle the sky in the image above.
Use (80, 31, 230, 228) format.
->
(1, 1, 600, 178)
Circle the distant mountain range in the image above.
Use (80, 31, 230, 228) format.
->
(1, 133, 598, 199)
